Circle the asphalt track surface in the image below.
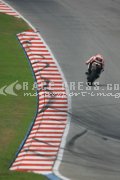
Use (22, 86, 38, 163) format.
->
(5, 0, 120, 179)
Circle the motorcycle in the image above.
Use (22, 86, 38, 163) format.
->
(86, 62, 102, 85)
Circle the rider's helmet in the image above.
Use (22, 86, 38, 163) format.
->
(96, 54, 103, 62)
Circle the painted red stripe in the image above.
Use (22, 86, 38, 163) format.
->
(27, 145, 58, 150)
(15, 158, 56, 162)
(35, 119, 66, 122)
(29, 56, 52, 59)
(25, 142, 61, 146)
(37, 113, 67, 116)
(40, 102, 67, 105)
(38, 106, 67, 110)
(16, 153, 55, 158)
(33, 124, 65, 127)
(17, 153, 57, 158)
(23, 145, 59, 150)
(39, 97, 67, 101)
(38, 97, 67, 101)
(36, 116, 67, 119)
(32, 66, 57, 69)
(24, 143, 59, 147)
(26, 137, 61, 142)
(19, 37, 41, 41)
(25, 142, 60, 148)
(12, 163, 53, 167)
(22, 42, 44, 45)
(36, 77, 62, 81)
(35, 122, 66, 124)
(32, 125, 65, 128)
(24, 45, 46, 48)
(37, 112, 67, 115)
(27, 52, 51, 56)
(30, 131, 63, 134)
(34, 71, 60, 75)
(27, 49, 49, 52)
(29, 134, 62, 137)
(21, 148, 58, 152)
(32, 62, 56, 65)
(35, 69, 59, 72)
(34, 124, 66, 127)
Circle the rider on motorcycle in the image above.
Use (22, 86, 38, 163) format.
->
(85, 54, 104, 74)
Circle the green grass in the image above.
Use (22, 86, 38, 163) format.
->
(0, 13, 46, 180)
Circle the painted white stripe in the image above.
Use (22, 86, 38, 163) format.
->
(36, 116, 67, 119)
(32, 63, 56, 67)
(18, 151, 57, 156)
(30, 130, 64, 134)
(27, 52, 50, 56)
(35, 116, 66, 119)
(38, 99, 67, 102)
(29, 55, 51, 58)
(11, 166, 52, 169)
(38, 110, 67, 113)
(30, 59, 54, 62)
(10, 166, 52, 173)
(35, 118, 66, 122)
(37, 80, 64, 84)
(25, 47, 47, 51)
(20, 40, 43, 43)
(36, 108, 67, 112)
(24, 149, 58, 153)
(33, 125, 66, 129)
(35, 72, 60, 76)
(27, 137, 61, 141)
(36, 75, 61, 79)
(26, 140, 61, 145)
(33, 67, 58, 71)
(18, 36, 40, 40)
(34, 120, 66, 124)
(37, 87, 65, 90)
(13, 160, 54, 165)
(29, 134, 62, 138)
(23, 145, 59, 150)
(30, 58, 53, 62)
(38, 103, 67, 106)
(14, 156, 56, 161)
(33, 124, 65, 127)
(24, 142, 60, 147)
(35, 70, 60, 73)
(34, 121, 66, 125)
(38, 96, 67, 99)
(18, 32, 37, 35)
(38, 92, 67, 97)
(21, 42, 44, 46)
(33, 171, 52, 174)
(23, 141, 60, 145)
(23, 141, 59, 146)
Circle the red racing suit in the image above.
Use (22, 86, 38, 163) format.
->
(86, 55, 105, 71)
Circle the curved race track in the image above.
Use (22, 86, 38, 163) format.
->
(5, 0, 120, 179)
